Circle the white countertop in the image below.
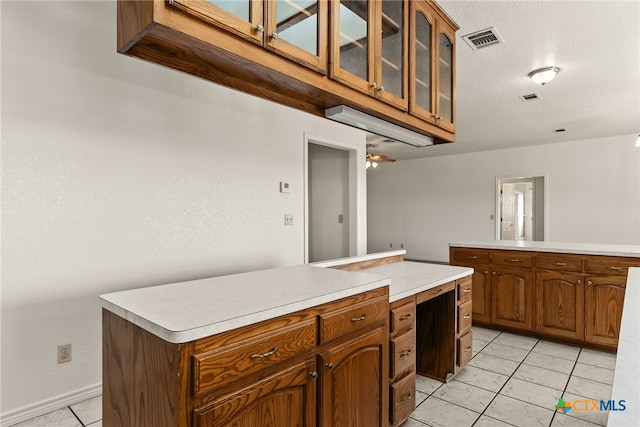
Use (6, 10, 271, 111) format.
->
(100, 265, 389, 344)
(450, 241, 640, 258)
(310, 249, 407, 268)
(360, 261, 474, 303)
(608, 267, 640, 426)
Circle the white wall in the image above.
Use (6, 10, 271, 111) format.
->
(0, 0, 366, 418)
(368, 136, 640, 262)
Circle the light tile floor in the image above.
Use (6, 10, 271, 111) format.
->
(10, 326, 616, 427)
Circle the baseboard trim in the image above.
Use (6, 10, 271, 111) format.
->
(1, 382, 102, 427)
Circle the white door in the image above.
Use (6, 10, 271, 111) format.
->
(500, 183, 515, 240)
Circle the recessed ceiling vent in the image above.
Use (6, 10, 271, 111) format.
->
(520, 93, 541, 102)
(553, 128, 567, 133)
(462, 27, 503, 50)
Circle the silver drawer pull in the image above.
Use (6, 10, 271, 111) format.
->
(555, 262, 566, 266)
(400, 350, 412, 358)
(509, 259, 520, 262)
(401, 393, 412, 402)
(434, 289, 443, 294)
(467, 256, 478, 259)
(399, 314, 412, 321)
(351, 314, 367, 323)
(609, 266, 623, 270)
(250, 347, 278, 359)
(463, 314, 471, 319)
(309, 371, 318, 379)
(463, 288, 471, 293)
(464, 347, 472, 353)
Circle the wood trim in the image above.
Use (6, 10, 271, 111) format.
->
(330, 254, 404, 271)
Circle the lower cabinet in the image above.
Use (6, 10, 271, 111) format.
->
(320, 327, 388, 427)
(388, 297, 416, 427)
(585, 275, 627, 348)
(490, 266, 533, 332)
(450, 246, 639, 351)
(193, 359, 317, 427)
(103, 287, 389, 427)
(534, 271, 584, 341)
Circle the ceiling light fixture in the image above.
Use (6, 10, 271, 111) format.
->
(326, 105, 434, 147)
(528, 66, 560, 85)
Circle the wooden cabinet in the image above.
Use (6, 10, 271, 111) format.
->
(320, 327, 388, 427)
(409, 0, 456, 132)
(456, 277, 473, 371)
(490, 266, 533, 332)
(585, 275, 626, 348)
(103, 287, 389, 427)
(534, 271, 584, 341)
(330, 0, 408, 110)
(168, 0, 328, 73)
(388, 297, 416, 427)
(117, 0, 458, 144)
(450, 246, 639, 351)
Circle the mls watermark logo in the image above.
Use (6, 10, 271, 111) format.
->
(555, 397, 626, 414)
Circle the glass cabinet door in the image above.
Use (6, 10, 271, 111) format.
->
(378, 0, 408, 109)
(169, 0, 264, 44)
(437, 29, 455, 130)
(330, 0, 374, 92)
(410, 4, 434, 120)
(268, 0, 327, 73)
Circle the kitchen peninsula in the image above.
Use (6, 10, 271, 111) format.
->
(450, 241, 640, 351)
(100, 251, 472, 426)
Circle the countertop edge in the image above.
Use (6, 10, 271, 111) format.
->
(389, 268, 473, 303)
(310, 250, 407, 268)
(449, 241, 640, 258)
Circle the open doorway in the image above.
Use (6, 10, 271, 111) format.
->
(496, 175, 546, 241)
(304, 133, 368, 263)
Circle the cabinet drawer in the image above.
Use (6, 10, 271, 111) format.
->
(457, 300, 472, 334)
(584, 256, 640, 276)
(192, 319, 316, 396)
(390, 330, 416, 381)
(390, 300, 416, 336)
(492, 251, 534, 267)
(535, 253, 584, 272)
(457, 278, 472, 303)
(416, 281, 456, 304)
(452, 248, 490, 265)
(457, 331, 473, 368)
(390, 372, 416, 427)
(319, 296, 388, 344)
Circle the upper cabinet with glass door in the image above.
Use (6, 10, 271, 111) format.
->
(168, 0, 327, 73)
(329, 0, 408, 110)
(410, 1, 456, 132)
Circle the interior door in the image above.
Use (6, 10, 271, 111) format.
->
(500, 183, 515, 240)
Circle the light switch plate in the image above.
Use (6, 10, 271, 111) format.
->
(280, 182, 291, 193)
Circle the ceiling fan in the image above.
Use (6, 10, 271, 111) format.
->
(366, 151, 395, 169)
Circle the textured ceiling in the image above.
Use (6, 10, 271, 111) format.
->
(369, 0, 640, 160)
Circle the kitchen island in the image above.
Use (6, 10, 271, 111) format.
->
(450, 241, 640, 350)
(101, 252, 472, 426)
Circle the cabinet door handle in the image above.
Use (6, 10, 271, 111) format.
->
(250, 347, 278, 359)
(351, 314, 367, 323)
(270, 31, 278, 40)
(370, 82, 378, 89)
(509, 259, 520, 262)
(401, 393, 412, 402)
(400, 350, 413, 358)
(463, 288, 471, 293)
(555, 262, 566, 266)
(326, 362, 334, 371)
(467, 256, 478, 259)
(577, 279, 582, 284)
(587, 280, 593, 286)
(463, 314, 471, 319)
(255, 23, 264, 33)
(609, 266, 623, 270)
(309, 371, 318, 380)
(399, 314, 412, 321)
(464, 347, 472, 353)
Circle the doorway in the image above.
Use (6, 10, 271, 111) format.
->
(496, 175, 546, 241)
(307, 143, 350, 262)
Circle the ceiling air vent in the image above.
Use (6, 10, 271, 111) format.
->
(520, 93, 541, 102)
(462, 27, 503, 50)
(553, 128, 567, 133)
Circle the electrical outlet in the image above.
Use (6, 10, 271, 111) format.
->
(58, 344, 72, 364)
(284, 214, 293, 226)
